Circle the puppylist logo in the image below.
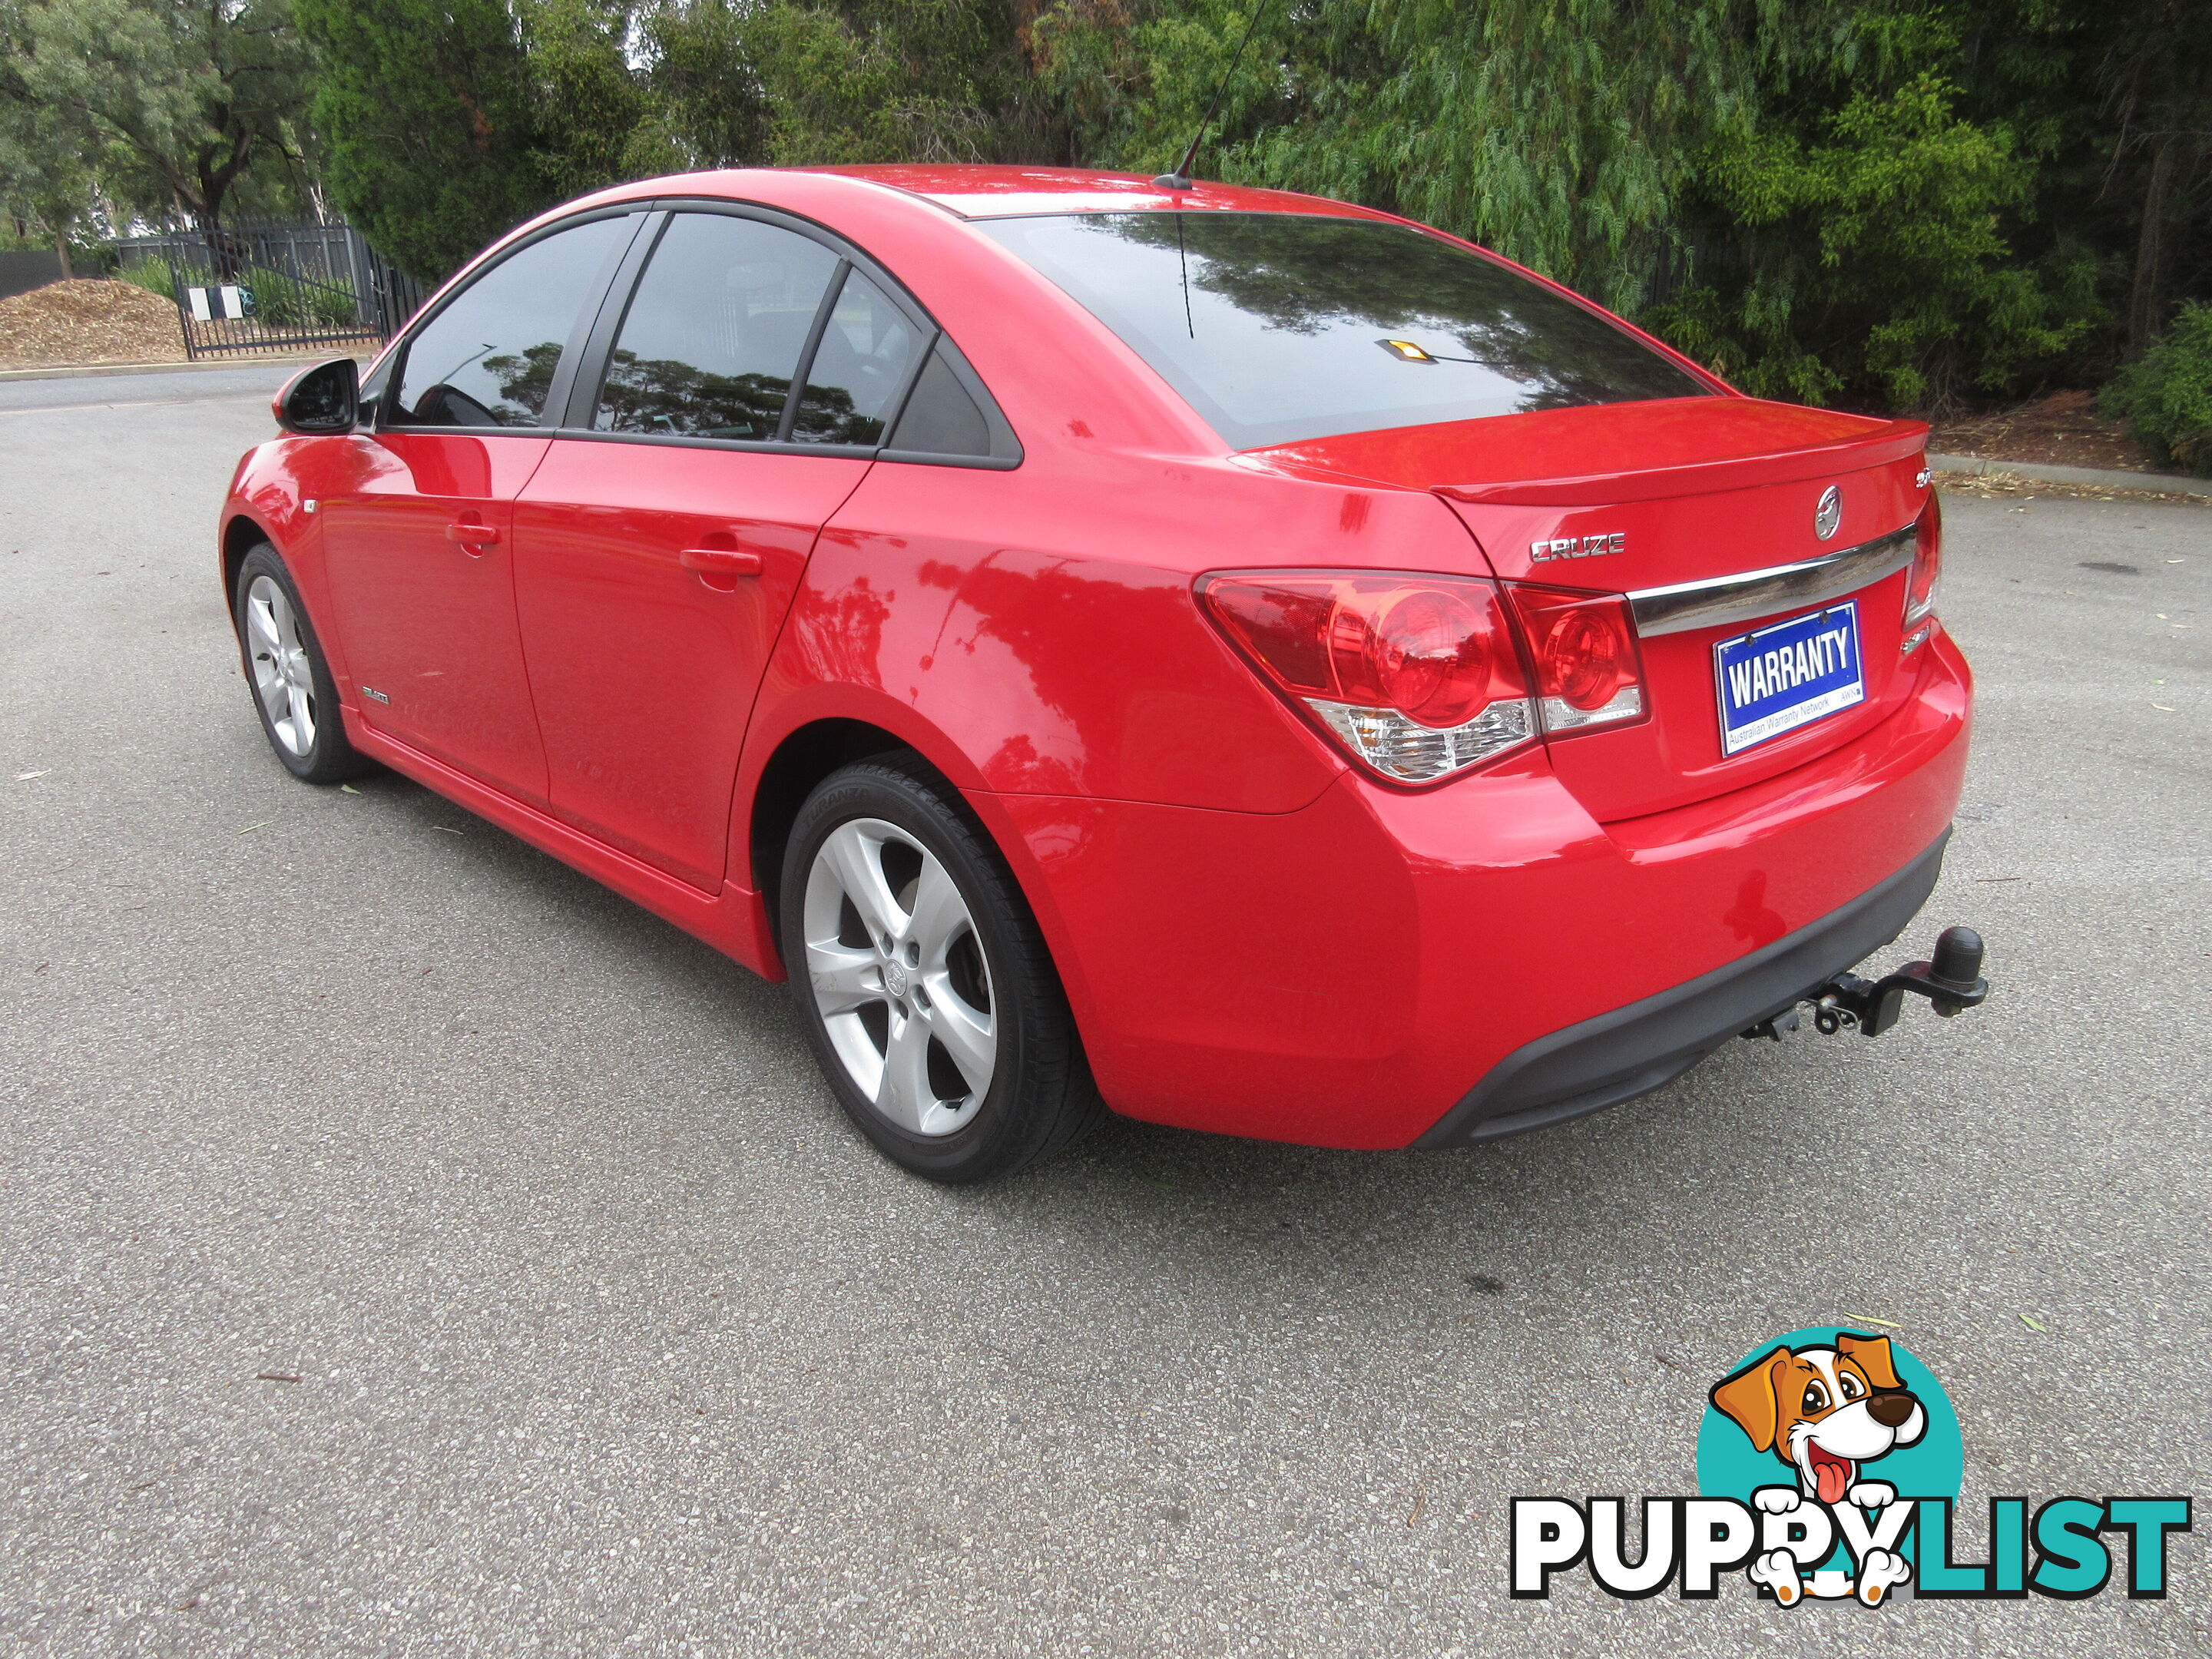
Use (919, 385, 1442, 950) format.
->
(1511, 1326, 2193, 1606)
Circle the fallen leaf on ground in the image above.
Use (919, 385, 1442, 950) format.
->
(2018, 1313, 2048, 1333)
(1843, 1313, 1903, 1330)
(254, 1372, 302, 1382)
(433, 825, 465, 835)
(339, 783, 361, 795)
(15, 770, 48, 780)
(2151, 704, 2177, 712)
(236, 821, 271, 835)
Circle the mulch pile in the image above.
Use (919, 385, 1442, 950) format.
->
(0, 279, 185, 370)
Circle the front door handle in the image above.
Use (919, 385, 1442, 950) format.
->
(680, 546, 764, 588)
(445, 521, 501, 549)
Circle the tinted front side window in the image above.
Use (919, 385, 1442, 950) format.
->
(392, 216, 633, 427)
(594, 214, 841, 441)
(978, 213, 1709, 449)
(789, 270, 921, 446)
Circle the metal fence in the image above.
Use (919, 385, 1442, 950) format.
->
(114, 217, 429, 361)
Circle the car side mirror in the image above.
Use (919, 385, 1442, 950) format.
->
(274, 356, 359, 435)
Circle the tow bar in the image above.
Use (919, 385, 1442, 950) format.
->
(1744, 926, 1988, 1042)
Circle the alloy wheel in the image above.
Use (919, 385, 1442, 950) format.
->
(244, 574, 317, 757)
(801, 817, 998, 1137)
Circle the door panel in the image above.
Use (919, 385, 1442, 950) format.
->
(320, 432, 553, 799)
(513, 442, 871, 889)
(509, 210, 899, 891)
(318, 212, 641, 802)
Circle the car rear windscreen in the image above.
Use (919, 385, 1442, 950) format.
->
(975, 212, 1711, 449)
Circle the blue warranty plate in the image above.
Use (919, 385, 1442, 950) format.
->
(1714, 601, 1866, 757)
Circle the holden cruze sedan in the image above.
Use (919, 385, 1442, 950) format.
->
(220, 165, 1974, 1182)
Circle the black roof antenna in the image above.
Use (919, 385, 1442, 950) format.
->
(1151, 0, 1277, 192)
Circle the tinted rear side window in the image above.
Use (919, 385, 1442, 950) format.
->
(392, 216, 633, 427)
(789, 270, 922, 445)
(594, 213, 843, 441)
(887, 347, 991, 456)
(977, 213, 1709, 449)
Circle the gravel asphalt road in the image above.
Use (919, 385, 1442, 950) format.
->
(2, 364, 2206, 1656)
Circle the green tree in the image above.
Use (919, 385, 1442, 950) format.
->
(1032, 0, 1804, 314)
(707, 0, 1055, 167)
(0, 0, 313, 233)
(2083, 0, 2210, 359)
(0, 6, 95, 272)
(636, 0, 769, 168)
(1654, 71, 2100, 408)
(296, 0, 547, 280)
(299, 0, 1065, 278)
(526, 0, 680, 195)
(1029, 0, 2109, 411)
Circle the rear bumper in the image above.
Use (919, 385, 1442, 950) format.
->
(980, 625, 1972, 1151)
(1411, 830, 1948, 1146)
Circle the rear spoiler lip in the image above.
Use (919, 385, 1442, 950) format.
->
(1435, 421, 1929, 507)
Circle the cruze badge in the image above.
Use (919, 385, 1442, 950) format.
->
(1815, 485, 1843, 540)
(1530, 531, 1625, 562)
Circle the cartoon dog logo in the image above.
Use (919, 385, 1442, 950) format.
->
(1710, 1332, 1927, 1605)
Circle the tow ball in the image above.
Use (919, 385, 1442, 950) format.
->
(1743, 926, 1988, 1042)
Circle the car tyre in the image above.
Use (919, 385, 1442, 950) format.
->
(233, 543, 372, 784)
(782, 759, 1104, 1182)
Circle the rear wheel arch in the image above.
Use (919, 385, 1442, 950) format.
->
(749, 719, 936, 939)
(743, 714, 1103, 1048)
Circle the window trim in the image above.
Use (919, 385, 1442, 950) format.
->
(552, 195, 1021, 468)
(877, 332, 1023, 471)
(777, 257, 855, 443)
(375, 205, 650, 437)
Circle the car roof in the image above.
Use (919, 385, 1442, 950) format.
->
(792, 164, 1399, 224)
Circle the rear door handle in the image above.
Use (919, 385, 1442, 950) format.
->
(680, 547, 764, 581)
(445, 521, 501, 548)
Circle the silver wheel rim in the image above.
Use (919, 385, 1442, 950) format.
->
(802, 817, 997, 1137)
(244, 575, 316, 758)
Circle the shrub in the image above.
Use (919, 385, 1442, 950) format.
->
(246, 269, 359, 328)
(115, 259, 177, 303)
(2102, 304, 2212, 477)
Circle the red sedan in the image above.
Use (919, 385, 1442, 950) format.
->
(221, 165, 1980, 1181)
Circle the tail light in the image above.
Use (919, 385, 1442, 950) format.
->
(1904, 496, 1942, 636)
(1197, 570, 1646, 785)
(1502, 584, 1646, 733)
(1198, 571, 1533, 782)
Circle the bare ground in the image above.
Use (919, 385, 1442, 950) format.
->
(1929, 388, 2168, 475)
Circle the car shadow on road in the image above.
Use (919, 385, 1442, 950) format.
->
(340, 754, 1921, 1344)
